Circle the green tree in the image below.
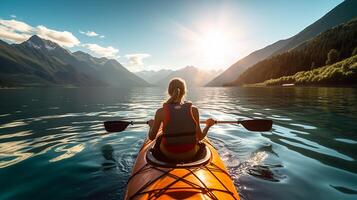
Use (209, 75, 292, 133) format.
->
(326, 49, 339, 65)
(352, 47, 357, 56)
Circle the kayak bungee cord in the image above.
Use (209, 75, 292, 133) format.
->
(126, 140, 238, 200)
(103, 118, 272, 199)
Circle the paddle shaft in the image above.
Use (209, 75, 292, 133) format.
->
(128, 120, 242, 125)
(104, 119, 272, 132)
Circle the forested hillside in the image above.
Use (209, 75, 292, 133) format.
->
(207, 0, 357, 87)
(262, 54, 357, 86)
(229, 19, 357, 86)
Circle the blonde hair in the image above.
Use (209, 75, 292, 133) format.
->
(166, 78, 186, 104)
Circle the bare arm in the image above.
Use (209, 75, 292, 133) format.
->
(192, 106, 214, 140)
(148, 108, 163, 140)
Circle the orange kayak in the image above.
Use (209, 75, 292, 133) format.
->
(125, 132, 240, 200)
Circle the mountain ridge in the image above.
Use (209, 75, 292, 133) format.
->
(229, 18, 357, 86)
(0, 35, 148, 87)
(135, 69, 173, 84)
(153, 66, 221, 87)
(206, 0, 357, 87)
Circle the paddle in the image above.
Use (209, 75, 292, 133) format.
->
(104, 119, 272, 133)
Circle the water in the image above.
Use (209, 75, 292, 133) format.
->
(0, 87, 356, 200)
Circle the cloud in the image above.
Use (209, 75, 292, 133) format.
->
(79, 30, 104, 38)
(0, 28, 31, 43)
(79, 30, 98, 37)
(83, 43, 119, 58)
(0, 19, 34, 33)
(0, 19, 120, 59)
(0, 19, 80, 47)
(125, 54, 151, 66)
(0, 19, 33, 42)
(37, 26, 80, 47)
(10, 15, 16, 18)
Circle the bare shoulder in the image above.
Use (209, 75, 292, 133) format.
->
(155, 108, 164, 119)
(191, 106, 199, 118)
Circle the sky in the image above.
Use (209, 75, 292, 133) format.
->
(0, 0, 344, 72)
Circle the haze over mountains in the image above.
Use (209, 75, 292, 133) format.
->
(0, 35, 148, 87)
(136, 66, 222, 87)
(207, 0, 357, 86)
(135, 69, 173, 84)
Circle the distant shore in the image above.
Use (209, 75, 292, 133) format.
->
(242, 83, 357, 88)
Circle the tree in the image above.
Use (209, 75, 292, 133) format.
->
(352, 47, 357, 56)
(326, 49, 339, 65)
(310, 62, 315, 70)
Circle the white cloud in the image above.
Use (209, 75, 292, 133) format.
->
(83, 43, 119, 58)
(79, 30, 104, 38)
(0, 19, 121, 60)
(0, 19, 33, 43)
(10, 15, 16, 18)
(0, 19, 80, 47)
(37, 26, 80, 47)
(124, 54, 152, 72)
(0, 27, 31, 43)
(80, 30, 97, 37)
(0, 19, 34, 33)
(125, 53, 151, 66)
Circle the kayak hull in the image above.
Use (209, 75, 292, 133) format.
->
(125, 134, 240, 200)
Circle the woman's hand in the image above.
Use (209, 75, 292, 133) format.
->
(205, 118, 215, 128)
(148, 119, 155, 128)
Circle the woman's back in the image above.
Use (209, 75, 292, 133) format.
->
(148, 78, 214, 161)
(162, 102, 197, 153)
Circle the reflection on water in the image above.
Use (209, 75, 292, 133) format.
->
(0, 87, 356, 200)
(101, 145, 118, 171)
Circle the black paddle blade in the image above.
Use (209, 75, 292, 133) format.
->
(104, 121, 131, 132)
(240, 119, 273, 132)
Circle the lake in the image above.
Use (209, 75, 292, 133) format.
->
(0, 87, 356, 200)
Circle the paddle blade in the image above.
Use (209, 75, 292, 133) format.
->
(240, 119, 273, 132)
(104, 121, 131, 132)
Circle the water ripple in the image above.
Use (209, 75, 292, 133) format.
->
(0, 87, 356, 200)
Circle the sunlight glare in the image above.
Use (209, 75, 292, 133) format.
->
(173, 12, 244, 70)
(195, 29, 236, 68)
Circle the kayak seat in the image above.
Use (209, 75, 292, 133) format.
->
(146, 141, 212, 168)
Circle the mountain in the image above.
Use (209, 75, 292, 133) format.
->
(0, 35, 103, 87)
(135, 69, 173, 84)
(0, 35, 148, 87)
(205, 39, 290, 86)
(71, 51, 148, 87)
(154, 66, 221, 87)
(273, 0, 357, 55)
(228, 18, 357, 86)
(206, 0, 357, 86)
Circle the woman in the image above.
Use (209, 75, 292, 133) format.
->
(148, 78, 215, 162)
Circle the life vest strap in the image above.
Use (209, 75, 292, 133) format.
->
(162, 132, 196, 138)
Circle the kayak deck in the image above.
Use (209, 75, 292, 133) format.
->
(125, 136, 240, 200)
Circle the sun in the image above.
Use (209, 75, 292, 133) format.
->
(194, 29, 235, 68)
(175, 18, 242, 69)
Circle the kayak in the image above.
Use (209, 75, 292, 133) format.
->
(125, 131, 240, 200)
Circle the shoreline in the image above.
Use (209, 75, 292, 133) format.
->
(242, 84, 357, 88)
(2, 85, 357, 89)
